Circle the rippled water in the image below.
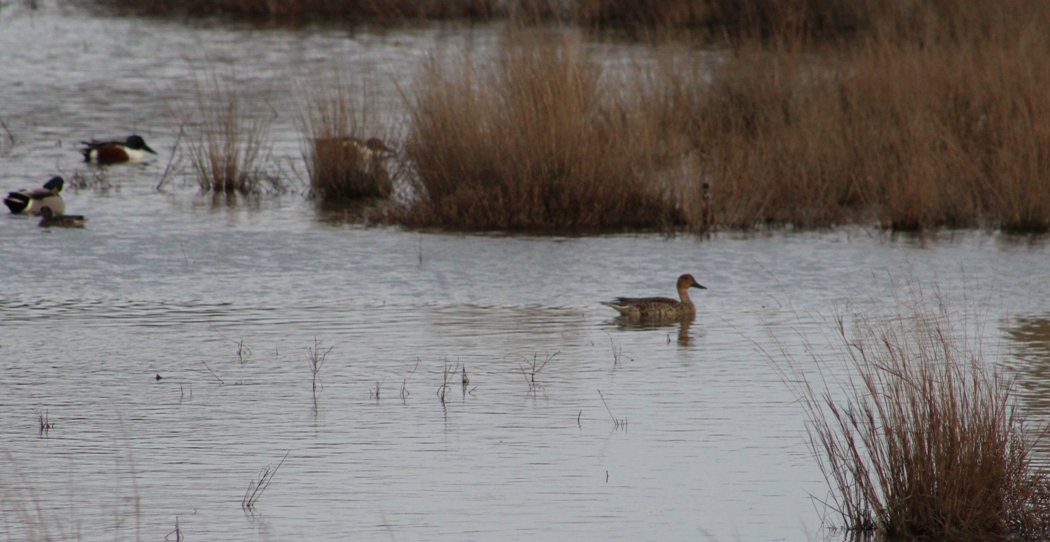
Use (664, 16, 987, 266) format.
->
(4, 4, 1050, 541)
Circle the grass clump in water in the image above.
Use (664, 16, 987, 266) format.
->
(300, 77, 395, 202)
(783, 294, 1050, 539)
(636, 1, 1050, 232)
(174, 72, 283, 196)
(399, 29, 684, 232)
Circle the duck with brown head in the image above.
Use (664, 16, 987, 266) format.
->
(601, 274, 707, 321)
(38, 206, 86, 228)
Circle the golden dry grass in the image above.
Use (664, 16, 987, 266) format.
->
(398, 30, 685, 231)
(126, 0, 1050, 232)
(173, 73, 283, 195)
(634, 4, 1050, 232)
(299, 77, 395, 201)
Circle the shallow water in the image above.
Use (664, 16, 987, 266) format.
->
(3, 4, 1050, 541)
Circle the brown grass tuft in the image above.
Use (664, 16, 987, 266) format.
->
(300, 77, 396, 202)
(398, 29, 686, 232)
(635, 3, 1050, 232)
(781, 292, 1050, 539)
(174, 73, 283, 195)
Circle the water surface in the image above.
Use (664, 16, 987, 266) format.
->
(3, 4, 1050, 541)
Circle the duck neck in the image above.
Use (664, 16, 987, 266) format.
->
(678, 287, 695, 311)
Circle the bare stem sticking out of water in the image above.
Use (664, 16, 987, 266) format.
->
(201, 361, 224, 385)
(598, 390, 627, 430)
(0, 116, 15, 150)
(37, 409, 53, 437)
(606, 333, 624, 366)
(165, 516, 182, 541)
(401, 359, 419, 404)
(156, 124, 185, 192)
(242, 451, 289, 513)
(370, 380, 383, 402)
(306, 338, 332, 405)
(437, 357, 460, 404)
(513, 351, 558, 393)
(210, 325, 251, 363)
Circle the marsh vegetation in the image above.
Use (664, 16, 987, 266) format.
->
(129, 0, 1050, 232)
(780, 295, 1050, 539)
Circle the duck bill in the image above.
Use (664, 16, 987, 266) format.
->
(143, 144, 158, 154)
(692, 283, 707, 289)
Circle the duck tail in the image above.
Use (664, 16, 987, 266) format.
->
(4, 192, 29, 213)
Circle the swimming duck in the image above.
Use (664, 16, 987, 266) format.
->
(601, 274, 707, 321)
(38, 206, 86, 228)
(81, 135, 157, 164)
(4, 176, 65, 215)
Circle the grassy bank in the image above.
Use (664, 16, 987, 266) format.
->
(780, 295, 1050, 539)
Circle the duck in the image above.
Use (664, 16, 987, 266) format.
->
(316, 136, 394, 162)
(81, 134, 157, 164)
(351, 137, 395, 160)
(601, 274, 707, 321)
(4, 176, 65, 215)
(38, 206, 86, 228)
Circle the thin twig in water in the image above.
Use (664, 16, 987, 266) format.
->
(37, 409, 54, 437)
(598, 389, 627, 430)
(306, 338, 332, 411)
(401, 359, 419, 403)
(512, 351, 558, 393)
(156, 124, 184, 191)
(209, 325, 251, 362)
(437, 357, 459, 404)
(0, 116, 14, 150)
(242, 451, 290, 512)
(201, 361, 224, 385)
(606, 333, 624, 366)
(179, 241, 192, 266)
(164, 516, 182, 541)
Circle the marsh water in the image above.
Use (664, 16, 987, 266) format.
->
(3, 4, 1050, 541)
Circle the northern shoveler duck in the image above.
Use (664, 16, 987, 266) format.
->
(4, 176, 65, 215)
(601, 274, 707, 321)
(81, 135, 157, 164)
(38, 206, 86, 228)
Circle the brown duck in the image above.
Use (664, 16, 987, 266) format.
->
(601, 274, 706, 321)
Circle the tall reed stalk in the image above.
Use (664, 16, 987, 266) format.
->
(782, 295, 1050, 539)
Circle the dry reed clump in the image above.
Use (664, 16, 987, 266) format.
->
(398, 30, 684, 232)
(299, 77, 395, 202)
(636, 2, 1050, 232)
(782, 295, 1050, 540)
(174, 73, 283, 196)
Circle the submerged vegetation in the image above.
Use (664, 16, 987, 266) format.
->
(780, 295, 1050, 539)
